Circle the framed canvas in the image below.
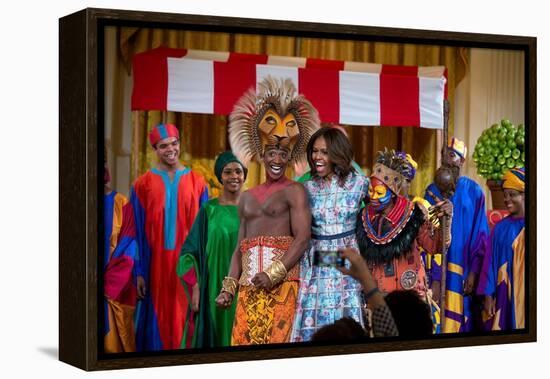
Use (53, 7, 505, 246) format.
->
(59, 7, 536, 371)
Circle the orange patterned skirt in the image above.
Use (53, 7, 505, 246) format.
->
(232, 236, 298, 345)
(232, 281, 298, 345)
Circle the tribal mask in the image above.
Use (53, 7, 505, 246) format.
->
(228, 76, 320, 166)
(368, 177, 393, 211)
(371, 162, 404, 195)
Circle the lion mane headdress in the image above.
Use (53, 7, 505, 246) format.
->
(228, 76, 320, 166)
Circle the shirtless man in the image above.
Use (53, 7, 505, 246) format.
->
(215, 76, 319, 345)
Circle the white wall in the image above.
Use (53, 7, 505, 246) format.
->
(454, 48, 525, 208)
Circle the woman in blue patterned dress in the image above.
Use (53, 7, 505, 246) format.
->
(291, 127, 369, 342)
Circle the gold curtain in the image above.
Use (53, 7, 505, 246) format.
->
(114, 27, 467, 197)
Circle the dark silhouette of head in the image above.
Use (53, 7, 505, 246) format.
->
(435, 165, 458, 198)
(384, 290, 433, 338)
(311, 317, 368, 343)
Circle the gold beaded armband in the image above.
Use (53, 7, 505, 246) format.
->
(221, 276, 239, 296)
(263, 259, 288, 287)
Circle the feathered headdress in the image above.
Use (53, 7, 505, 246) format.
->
(395, 151, 418, 181)
(372, 148, 409, 194)
(228, 76, 320, 166)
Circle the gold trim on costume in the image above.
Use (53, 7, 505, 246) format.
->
(221, 276, 239, 296)
(264, 259, 288, 287)
(447, 262, 464, 276)
(443, 290, 464, 333)
(512, 228, 525, 329)
(497, 262, 511, 299)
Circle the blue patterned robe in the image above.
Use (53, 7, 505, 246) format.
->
(477, 216, 525, 330)
(425, 176, 489, 333)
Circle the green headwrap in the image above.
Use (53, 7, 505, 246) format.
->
(214, 151, 248, 184)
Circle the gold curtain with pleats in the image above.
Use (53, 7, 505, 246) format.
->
(113, 27, 467, 197)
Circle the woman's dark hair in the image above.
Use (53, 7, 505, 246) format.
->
(384, 290, 433, 337)
(306, 127, 354, 186)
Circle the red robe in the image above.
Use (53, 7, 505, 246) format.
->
(132, 167, 208, 351)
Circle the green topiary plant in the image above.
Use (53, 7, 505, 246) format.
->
(473, 119, 525, 180)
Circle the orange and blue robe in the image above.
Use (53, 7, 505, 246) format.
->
(103, 191, 138, 353)
(132, 168, 208, 351)
(425, 176, 489, 333)
(477, 216, 525, 330)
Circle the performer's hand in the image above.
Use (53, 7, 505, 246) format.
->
(136, 275, 147, 300)
(215, 291, 233, 309)
(431, 199, 453, 219)
(441, 199, 453, 219)
(464, 272, 476, 295)
(431, 280, 441, 304)
(191, 283, 200, 312)
(251, 272, 272, 289)
(484, 295, 496, 318)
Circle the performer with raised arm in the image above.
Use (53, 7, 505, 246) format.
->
(394, 151, 443, 333)
(356, 149, 451, 299)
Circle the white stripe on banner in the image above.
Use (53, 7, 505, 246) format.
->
(344, 61, 382, 73)
(185, 49, 230, 62)
(267, 56, 307, 67)
(256, 65, 299, 92)
(167, 58, 214, 113)
(419, 76, 446, 129)
(418, 66, 446, 78)
(339, 71, 380, 126)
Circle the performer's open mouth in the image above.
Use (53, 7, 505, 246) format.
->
(164, 152, 177, 160)
(270, 165, 283, 175)
(315, 161, 328, 174)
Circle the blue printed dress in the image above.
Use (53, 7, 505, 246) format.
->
(291, 171, 369, 342)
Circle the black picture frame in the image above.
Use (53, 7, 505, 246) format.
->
(59, 7, 537, 371)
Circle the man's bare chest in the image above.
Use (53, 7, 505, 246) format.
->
(243, 190, 290, 219)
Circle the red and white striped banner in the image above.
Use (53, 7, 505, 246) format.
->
(132, 47, 447, 129)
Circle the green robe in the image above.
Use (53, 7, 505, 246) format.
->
(177, 198, 239, 348)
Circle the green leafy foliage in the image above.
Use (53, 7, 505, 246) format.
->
(474, 120, 525, 180)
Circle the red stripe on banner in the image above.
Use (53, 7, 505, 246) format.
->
(444, 68, 449, 99)
(298, 67, 339, 123)
(306, 58, 345, 71)
(381, 64, 419, 76)
(214, 62, 257, 114)
(228, 52, 268, 64)
(380, 73, 420, 127)
(131, 47, 187, 110)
